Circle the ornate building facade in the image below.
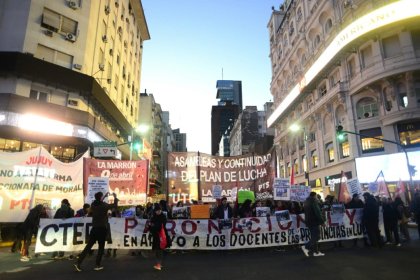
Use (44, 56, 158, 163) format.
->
(267, 0, 420, 193)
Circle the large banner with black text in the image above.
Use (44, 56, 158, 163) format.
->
(167, 150, 276, 205)
(35, 209, 383, 252)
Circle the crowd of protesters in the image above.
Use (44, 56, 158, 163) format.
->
(10, 190, 420, 270)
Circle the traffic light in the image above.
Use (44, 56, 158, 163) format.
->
(132, 136, 143, 152)
(336, 125, 345, 142)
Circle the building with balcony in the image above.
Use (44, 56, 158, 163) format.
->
(138, 90, 165, 195)
(0, 0, 150, 161)
(267, 0, 420, 193)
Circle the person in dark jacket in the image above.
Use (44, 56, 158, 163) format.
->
(74, 192, 118, 272)
(52, 199, 75, 259)
(20, 204, 46, 262)
(150, 203, 171, 271)
(213, 196, 233, 219)
(382, 197, 400, 246)
(238, 199, 253, 218)
(362, 192, 382, 248)
(75, 203, 90, 217)
(301, 192, 325, 257)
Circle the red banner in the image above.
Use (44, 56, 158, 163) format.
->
(83, 159, 148, 205)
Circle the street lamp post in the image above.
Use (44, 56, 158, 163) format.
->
(290, 123, 310, 186)
(336, 125, 415, 195)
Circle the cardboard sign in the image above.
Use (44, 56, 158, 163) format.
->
(212, 185, 223, 199)
(86, 177, 109, 204)
(238, 190, 255, 204)
(190, 205, 210, 219)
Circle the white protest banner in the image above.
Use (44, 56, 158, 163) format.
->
(0, 147, 87, 222)
(255, 207, 271, 217)
(273, 178, 290, 201)
(212, 185, 222, 199)
(86, 177, 109, 204)
(347, 178, 362, 198)
(35, 209, 383, 252)
(290, 185, 311, 202)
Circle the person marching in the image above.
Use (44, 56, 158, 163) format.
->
(301, 192, 326, 257)
(149, 203, 171, 271)
(74, 191, 118, 272)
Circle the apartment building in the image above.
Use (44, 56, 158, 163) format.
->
(267, 0, 420, 193)
(0, 0, 150, 160)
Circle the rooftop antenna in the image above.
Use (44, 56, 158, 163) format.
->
(222, 68, 224, 80)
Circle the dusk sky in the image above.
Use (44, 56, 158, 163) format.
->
(140, 0, 280, 154)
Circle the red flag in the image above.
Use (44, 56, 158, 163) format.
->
(290, 164, 295, 186)
(338, 171, 351, 204)
(396, 178, 407, 204)
(376, 171, 390, 198)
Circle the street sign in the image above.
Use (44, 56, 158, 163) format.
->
(93, 141, 117, 158)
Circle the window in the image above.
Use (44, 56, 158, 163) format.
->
(325, 19, 333, 34)
(361, 45, 373, 68)
(289, 22, 295, 36)
(318, 83, 327, 97)
(398, 83, 408, 108)
(50, 146, 75, 162)
(356, 97, 378, 119)
(311, 150, 318, 168)
(314, 35, 321, 48)
(0, 138, 20, 152)
(339, 135, 350, 158)
(360, 127, 384, 153)
(29, 90, 48, 102)
(116, 52, 120, 65)
(41, 8, 77, 35)
(22, 142, 40, 151)
(325, 142, 334, 162)
(297, 8, 303, 22)
(35, 44, 73, 68)
(294, 159, 299, 174)
(382, 35, 401, 58)
(330, 70, 340, 87)
(348, 57, 356, 78)
(114, 74, 119, 90)
(398, 122, 420, 148)
(412, 29, 420, 56)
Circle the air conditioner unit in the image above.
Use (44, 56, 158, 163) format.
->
(99, 64, 105, 71)
(66, 33, 76, 42)
(105, 5, 110, 14)
(102, 35, 108, 43)
(44, 30, 54, 37)
(73, 64, 82, 70)
(68, 1, 79, 9)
